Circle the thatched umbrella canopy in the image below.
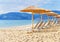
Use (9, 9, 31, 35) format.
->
(54, 15, 60, 24)
(46, 12, 58, 21)
(54, 15, 60, 18)
(46, 12, 58, 16)
(20, 6, 51, 30)
(21, 6, 51, 14)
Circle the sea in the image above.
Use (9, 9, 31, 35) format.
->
(0, 19, 49, 28)
(0, 20, 39, 27)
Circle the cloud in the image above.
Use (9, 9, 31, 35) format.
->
(0, 0, 60, 14)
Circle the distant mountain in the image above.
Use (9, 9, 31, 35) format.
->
(52, 10, 60, 14)
(0, 12, 40, 20)
(0, 10, 60, 20)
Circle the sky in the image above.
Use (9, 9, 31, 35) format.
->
(0, 0, 60, 14)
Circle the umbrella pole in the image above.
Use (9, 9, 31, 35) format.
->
(53, 17, 56, 24)
(48, 16, 50, 22)
(32, 12, 34, 30)
(41, 14, 42, 21)
(48, 16, 50, 26)
(54, 17, 57, 25)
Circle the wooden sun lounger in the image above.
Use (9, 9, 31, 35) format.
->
(38, 22, 46, 29)
(33, 21, 43, 31)
(34, 20, 41, 29)
(42, 21, 51, 28)
(37, 21, 43, 29)
(51, 21, 56, 26)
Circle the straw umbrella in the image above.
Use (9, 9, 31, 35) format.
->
(46, 12, 58, 20)
(38, 12, 58, 29)
(46, 12, 58, 26)
(54, 15, 60, 18)
(20, 6, 51, 31)
(54, 15, 60, 25)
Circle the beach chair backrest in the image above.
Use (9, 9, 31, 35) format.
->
(34, 20, 41, 29)
(50, 21, 54, 25)
(37, 21, 43, 28)
(52, 21, 56, 25)
(44, 21, 50, 26)
(57, 20, 60, 24)
(40, 22, 46, 28)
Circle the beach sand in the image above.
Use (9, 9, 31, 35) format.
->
(0, 25, 60, 42)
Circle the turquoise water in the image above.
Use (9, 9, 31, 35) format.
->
(0, 20, 48, 27)
(0, 20, 38, 27)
